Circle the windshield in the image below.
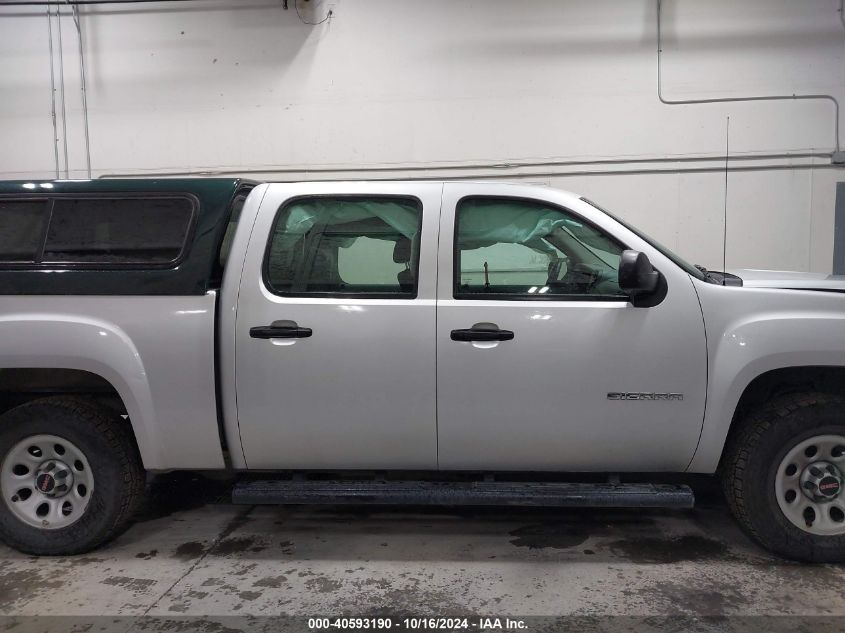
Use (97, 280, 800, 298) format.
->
(579, 197, 708, 282)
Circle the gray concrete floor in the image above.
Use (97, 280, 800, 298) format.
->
(1, 474, 845, 630)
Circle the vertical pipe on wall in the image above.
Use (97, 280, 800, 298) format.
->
(833, 183, 845, 275)
(46, 7, 60, 179)
(56, 5, 69, 178)
(71, 4, 92, 179)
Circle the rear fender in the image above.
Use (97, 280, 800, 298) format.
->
(0, 313, 158, 467)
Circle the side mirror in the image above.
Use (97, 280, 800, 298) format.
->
(618, 250, 659, 297)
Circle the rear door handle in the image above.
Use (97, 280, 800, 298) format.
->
(250, 320, 312, 339)
(450, 323, 514, 342)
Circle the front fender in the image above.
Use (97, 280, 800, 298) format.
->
(688, 282, 845, 472)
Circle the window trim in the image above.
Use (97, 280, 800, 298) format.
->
(210, 184, 256, 288)
(0, 192, 199, 270)
(262, 194, 424, 300)
(452, 195, 632, 302)
(579, 196, 708, 282)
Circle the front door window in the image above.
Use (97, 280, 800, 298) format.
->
(455, 197, 626, 299)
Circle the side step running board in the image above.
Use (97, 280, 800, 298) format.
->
(232, 480, 694, 509)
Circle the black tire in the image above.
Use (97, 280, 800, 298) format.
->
(721, 391, 845, 562)
(0, 397, 145, 555)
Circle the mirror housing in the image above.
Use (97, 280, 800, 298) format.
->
(618, 250, 659, 299)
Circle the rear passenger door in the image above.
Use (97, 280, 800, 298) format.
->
(234, 183, 441, 470)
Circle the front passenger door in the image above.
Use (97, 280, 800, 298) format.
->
(435, 183, 707, 472)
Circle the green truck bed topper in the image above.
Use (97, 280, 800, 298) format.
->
(0, 178, 257, 295)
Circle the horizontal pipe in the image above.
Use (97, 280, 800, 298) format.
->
(97, 159, 839, 181)
(0, 153, 833, 180)
(656, 0, 841, 154)
(97, 152, 830, 173)
(98, 151, 837, 177)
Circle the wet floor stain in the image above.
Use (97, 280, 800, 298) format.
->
(639, 579, 752, 615)
(605, 535, 729, 564)
(508, 523, 592, 550)
(763, 563, 845, 600)
(507, 512, 659, 551)
(216, 509, 254, 542)
(66, 556, 105, 566)
(305, 576, 344, 593)
(0, 568, 64, 609)
(253, 575, 288, 588)
(354, 578, 393, 591)
(173, 541, 206, 560)
(215, 537, 264, 556)
(231, 563, 258, 577)
(135, 549, 158, 560)
(101, 576, 157, 592)
(201, 578, 224, 587)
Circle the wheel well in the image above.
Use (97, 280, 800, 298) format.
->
(725, 366, 845, 455)
(0, 368, 128, 419)
(736, 367, 845, 416)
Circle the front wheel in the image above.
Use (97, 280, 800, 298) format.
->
(721, 392, 845, 562)
(0, 397, 145, 555)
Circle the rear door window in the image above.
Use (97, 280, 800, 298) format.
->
(264, 196, 422, 297)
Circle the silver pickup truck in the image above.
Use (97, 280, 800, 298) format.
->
(1, 177, 845, 562)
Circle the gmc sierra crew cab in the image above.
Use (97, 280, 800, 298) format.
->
(1, 177, 845, 562)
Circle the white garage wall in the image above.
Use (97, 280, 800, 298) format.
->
(0, 0, 844, 272)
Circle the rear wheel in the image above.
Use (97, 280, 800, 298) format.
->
(0, 397, 144, 555)
(721, 392, 845, 562)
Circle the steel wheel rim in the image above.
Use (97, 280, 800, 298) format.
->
(775, 434, 845, 536)
(1, 434, 94, 530)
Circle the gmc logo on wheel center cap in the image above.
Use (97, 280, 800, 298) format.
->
(35, 473, 55, 493)
(819, 478, 841, 495)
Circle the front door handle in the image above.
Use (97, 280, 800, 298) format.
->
(250, 320, 313, 339)
(450, 323, 514, 342)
